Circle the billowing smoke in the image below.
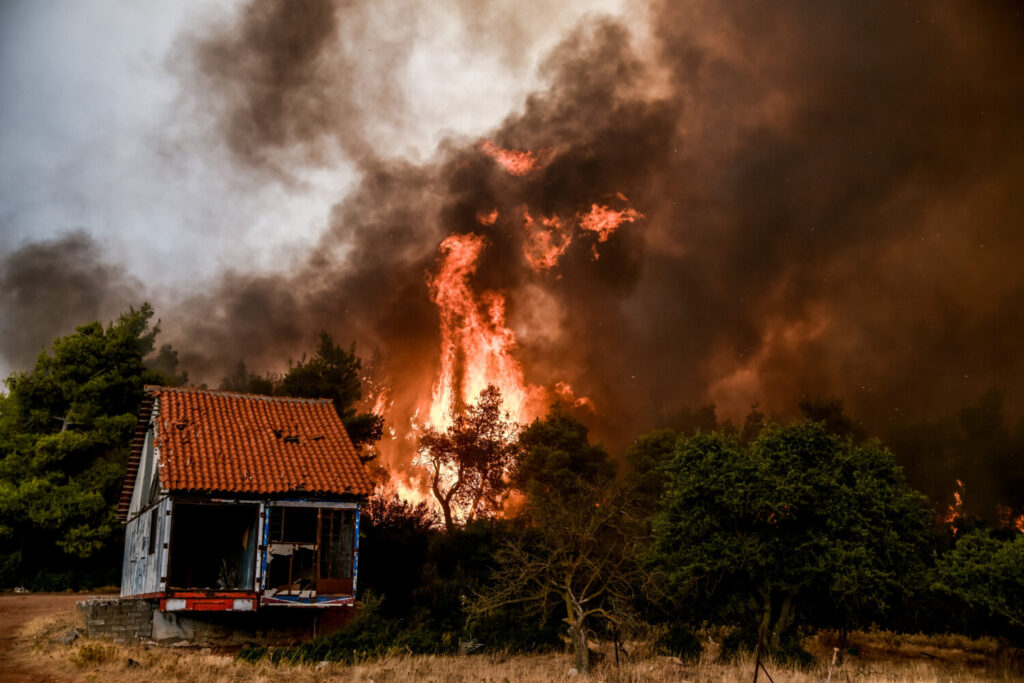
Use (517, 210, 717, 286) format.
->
(0, 232, 143, 374)
(644, 1, 1024, 429)
(5, 1, 1024, 503)
(189, 0, 377, 175)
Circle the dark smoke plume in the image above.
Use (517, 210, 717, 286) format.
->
(166, 0, 1024, 461)
(642, 1, 1024, 430)
(4, 0, 1016, 513)
(0, 232, 143, 373)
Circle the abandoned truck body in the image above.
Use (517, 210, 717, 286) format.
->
(118, 386, 373, 612)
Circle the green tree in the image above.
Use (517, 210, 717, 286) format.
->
(475, 407, 639, 673)
(650, 421, 931, 657)
(511, 406, 615, 496)
(219, 360, 276, 396)
(418, 386, 520, 532)
(660, 404, 719, 436)
(0, 305, 173, 586)
(936, 529, 1024, 634)
(624, 428, 677, 514)
(144, 343, 189, 387)
(797, 396, 866, 442)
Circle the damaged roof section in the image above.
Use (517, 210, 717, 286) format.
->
(119, 386, 373, 519)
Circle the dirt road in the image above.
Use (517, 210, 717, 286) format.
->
(0, 593, 92, 682)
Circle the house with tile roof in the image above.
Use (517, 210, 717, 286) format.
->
(119, 386, 374, 613)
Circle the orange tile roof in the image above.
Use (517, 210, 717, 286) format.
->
(136, 386, 373, 500)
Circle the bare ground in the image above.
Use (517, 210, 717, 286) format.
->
(0, 593, 91, 682)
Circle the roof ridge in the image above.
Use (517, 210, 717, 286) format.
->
(144, 385, 334, 404)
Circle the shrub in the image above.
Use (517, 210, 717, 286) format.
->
(658, 622, 702, 661)
(71, 642, 116, 668)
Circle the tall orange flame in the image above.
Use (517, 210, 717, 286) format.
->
(426, 233, 543, 429)
(394, 146, 644, 509)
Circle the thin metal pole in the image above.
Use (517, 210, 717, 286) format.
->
(826, 646, 839, 683)
(753, 630, 763, 683)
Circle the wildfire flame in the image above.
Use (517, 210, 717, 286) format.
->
(522, 209, 572, 271)
(481, 141, 544, 176)
(477, 208, 499, 226)
(419, 158, 643, 431)
(373, 475, 429, 507)
(943, 478, 965, 535)
(392, 146, 644, 511)
(371, 387, 390, 417)
(578, 202, 644, 243)
(997, 504, 1024, 534)
(519, 196, 644, 272)
(426, 233, 543, 430)
(554, 380, 595, 411)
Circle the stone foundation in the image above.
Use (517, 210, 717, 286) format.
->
(152, 606, 356, 644)
(75, 598, 357, 645)
(77, 598, 154, 642)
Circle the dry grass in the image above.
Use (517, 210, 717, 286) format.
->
(14, 609, 1022, 682)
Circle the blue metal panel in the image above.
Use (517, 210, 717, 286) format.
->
(260, 504, 270, 593)
(353, 504, 361, 595)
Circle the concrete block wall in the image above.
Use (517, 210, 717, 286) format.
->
(77, 598, 154, 642)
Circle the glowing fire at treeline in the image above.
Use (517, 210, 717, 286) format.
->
(944, 479, 1024, 536)
(943, 479, 966, 535)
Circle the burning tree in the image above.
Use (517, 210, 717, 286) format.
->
(473, 407, 643, 674)
(417, 385, 521, 532)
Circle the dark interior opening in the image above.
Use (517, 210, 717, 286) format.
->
(269, 506, 318, 543)
(168, 503, 258, 590)
(266, 506, 355, 595)
(320, 509, 355, 580)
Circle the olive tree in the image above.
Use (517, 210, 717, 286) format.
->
(418, 386, 520, 532)
(473, 407, 642, 673)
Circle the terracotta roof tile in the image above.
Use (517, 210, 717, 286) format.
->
(141, 385, 372, 498)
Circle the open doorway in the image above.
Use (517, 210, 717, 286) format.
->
(168, 503, 259, 590)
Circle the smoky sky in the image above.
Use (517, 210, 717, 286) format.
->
(0, 232, 141, 373)
(5, 0, 1024, 471)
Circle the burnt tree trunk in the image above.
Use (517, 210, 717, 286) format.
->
(565, 589, 591, 673)
(429, 462, 460, 533)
